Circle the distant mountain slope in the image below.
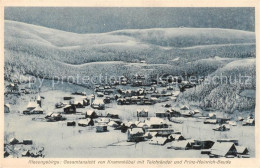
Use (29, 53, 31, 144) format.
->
(111, 28, 255, 47)
(178, 58, 256, 113)
(5, 20, 255, 64)
(4, 20, 256, 85)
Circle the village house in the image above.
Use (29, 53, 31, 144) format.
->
(106, 113, 119, 119)
(63, 105, 76, 114)
(55, 102, 65, 108)
(103, 97, 111, 104)
(31, 106, 44, 114)
(216, 117, 231, 124)
(78, 118, 94, 127)
(149, 137, 170, 146)
(236, 146, 249, 155)
(126, 121, 137, 128)
(67, 121, 76, 126)
(85, 110, 98, 119)
(217, 139, 238, 145)
(23, 102, 43, 115)
(91, 99, 105, 110)
(213, 124, 230, 131)
(169, 134, 185, 141)
(148, 128, 174, 137)
(9, 138, 19, 145)
(96, 123, 108, 132)
(23, 139, 33, 145)
(137, 109, 148, 117)
(210, 142, 237, 158)
(168, 140, 192, 150)
(127, 128, 145, 142)
(72, 91, 86, 96)
(70, 100, 85, 108)
(193, 140, 215, 149)
(136, 122, 149, 129)
(156, 111, 170, 118)
(166, 108, 181, 117)
(208, 113, 217, 119)
(204, 119, 217, 124)
(242, 115, 255, 126)
(45, 112, 65, 121)
(6, 83, 19, 93)
(63, 96, 74, 100)
(21, 150, 31, 157)
(146, 117, 169, 129)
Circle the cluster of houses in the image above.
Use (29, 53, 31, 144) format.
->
(115, 86, 180, 106)
(123, 117, 249, 158)
(5, 82, 37, 96)
(4, 137, 44, 158)
(23, 94, 44, 115)
(5, 74, 254, 158)
(200, 112, 255, 129)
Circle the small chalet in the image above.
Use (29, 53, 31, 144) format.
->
(78, 118, 94, 127)
(137, 109, 148, 117)
(85, 110, 98, 119)
(149, 137, 170, 146)
(210, 142, 237, 157)
(127, 128, 144, 142)
(63, 105, 76, 114)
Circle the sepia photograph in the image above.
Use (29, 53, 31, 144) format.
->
(2, 4, 257, 162)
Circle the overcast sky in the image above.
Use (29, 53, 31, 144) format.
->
(5, 7, 255, 33)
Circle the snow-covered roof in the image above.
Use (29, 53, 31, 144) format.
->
(51, 113, 61, 117)
(92, 99, 104, 105)
(27, 102, 38, 109)
(5, 104, 11, 109)
(137, 122, 148, 128)
(149, 137, 168, 145)
(137, 109, 148, 113)
(145, 117, 166, 126)
(128, 128, 144, 135)
(210, 142, 235, 157)
(97, 92, 104, 95)
(236, 146, 248, 154)
(108, 121, 119, 127)
(170, 134, 184, 140)
(63, 104, 72, 109)
(205, 119, 217, 123)
(78, 118, 92, 125)
(126, 121, 136, 127)
(86, 110, 95, 116)
(169, 140, 191, 148)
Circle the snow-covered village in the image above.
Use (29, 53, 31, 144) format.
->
(3, 7, 256, 158)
